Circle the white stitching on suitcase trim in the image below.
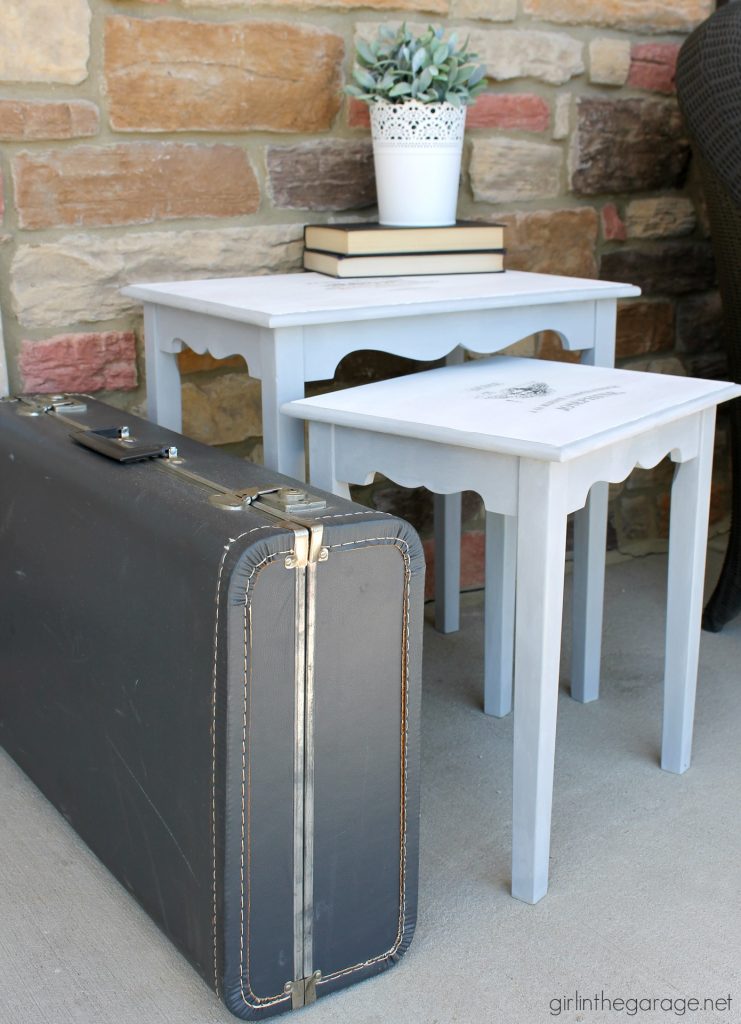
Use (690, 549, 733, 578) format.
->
(228, 533, 413, 1010)
(211, 526, 285, 999)
(315, 537, 412, 986)
(312, 509, 392, 521)
(240, 553, 294, 1009)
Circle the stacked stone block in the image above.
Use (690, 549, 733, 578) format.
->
(0, 0, 726, 569)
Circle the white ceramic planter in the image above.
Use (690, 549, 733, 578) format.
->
(369, 99, 467, 227)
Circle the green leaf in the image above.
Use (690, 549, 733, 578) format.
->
(418, 66, 433, 90)
(388, 81, 412, 96)
(445, 91, 462, 107)
(433, 43, 449, 64)
(412, 46, 428, 72)
(467, 64, 486, 86)
(344, 84, 368, 98)
(355, 39, 376, 66)
(353, 67, 376, 90)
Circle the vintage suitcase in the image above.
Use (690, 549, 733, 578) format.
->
(0, 394, 423, 1019)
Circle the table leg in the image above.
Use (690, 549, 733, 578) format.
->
(571, 483, 608, 703)
(661, 408, 716, 775)
(570, 305, 615, 703)
(511, 461, 567, 904)
(433, 493, 461, 634)
(484, 511, 516, 717)
(144, 304, 182, 432)
(433, 348, 465, 634)
(307, 423, 351, 500)
(260, 328, 308, 481)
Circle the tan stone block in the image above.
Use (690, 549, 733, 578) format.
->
(105, 16, 343, 133)
(11, 225, 304, 329)
(13, 143, 260, 230)
(182, 0, 447, 10)
(181, 373, 262, 446)
(499, 337, 538, 358)
(0, 100, 98, 141)
(589, 38, 631, 86)
(553, 94, 571, 139)
(178, 350, 245, 375)
(356, 23, 583, 85)
(522, 0, 713, 33)
(537, 332, 582, 362)
(498, 207, 599, 278)
(0, 0, 90, 84)
(450, 0, 516, 20)
(625, 197, 696, 239)
(472, 28, 584, 85)
(470, 138, 562, 203)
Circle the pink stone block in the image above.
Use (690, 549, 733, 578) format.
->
(348, 99, 370, 130)
(601, 202, 627, 241)
(350, 94, 550, 134)
(423, 529, 485, 601)
(20, 331, 138, 394)
(467, 93, 550, 132)
(629, 43, 680, 95)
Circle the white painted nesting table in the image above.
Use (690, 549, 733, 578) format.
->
(123, 270, 639, 689)
(283, 356, 741, 903)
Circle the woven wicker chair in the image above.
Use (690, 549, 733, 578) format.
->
(677, 3, 741, 632)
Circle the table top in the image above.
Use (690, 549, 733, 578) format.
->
(122, 271, 640, 329)
(283, 356, 741, 462)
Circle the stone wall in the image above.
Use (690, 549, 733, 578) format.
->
(0, 0, 728, 578)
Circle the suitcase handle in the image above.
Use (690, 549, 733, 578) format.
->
(71, 426, 177, 465)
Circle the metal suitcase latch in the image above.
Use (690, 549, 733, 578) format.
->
(71, 425, 177, 464)
(284, 971, 322, 1009)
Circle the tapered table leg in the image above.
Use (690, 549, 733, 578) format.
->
(484, 511, 516, 717)
(511, 460, 568, 904)
(144, 304, 183, 432)
(662, 408, 716, 774)
(571, 482, 608, 703)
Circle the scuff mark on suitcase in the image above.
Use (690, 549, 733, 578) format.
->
(106, 733, 198, 882)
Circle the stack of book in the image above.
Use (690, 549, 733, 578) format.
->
(303, 221, 505, 279)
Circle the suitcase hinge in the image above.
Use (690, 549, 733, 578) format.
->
(284, 971, 321, 1010)
(157, 458, 330, 566)
(208, 485, 327, 517)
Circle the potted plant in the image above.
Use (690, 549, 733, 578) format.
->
(347, 23, 487, 227)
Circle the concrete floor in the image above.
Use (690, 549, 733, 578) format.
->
(1, 549, 740, 1024)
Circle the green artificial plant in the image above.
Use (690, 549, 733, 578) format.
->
(346, 23, 488, 107)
